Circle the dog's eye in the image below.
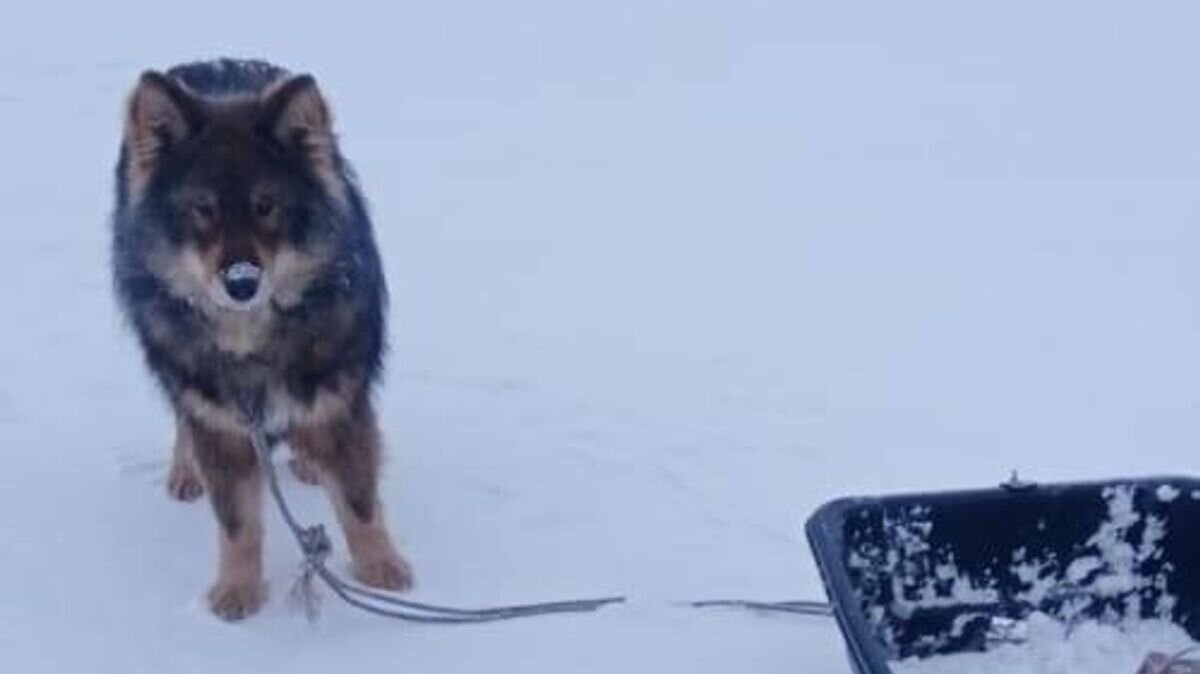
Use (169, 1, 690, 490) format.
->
(254, 196, 276, 218)
(191, 200, 216, 220)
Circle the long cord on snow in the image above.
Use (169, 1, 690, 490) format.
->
(250, 428, 625, 622)
(248, 425, 831, 623)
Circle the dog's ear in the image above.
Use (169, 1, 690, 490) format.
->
(261, 75, 346, 204)
(124, 71, 203, 197)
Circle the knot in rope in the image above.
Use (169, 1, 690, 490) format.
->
(297, 524, 332, 568)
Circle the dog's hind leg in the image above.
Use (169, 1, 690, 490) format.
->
(188, 418, 267, 621)
(166, 414, 205, 502)
(288, 403, 414, 591)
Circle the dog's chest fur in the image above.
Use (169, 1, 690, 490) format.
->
(211, 306, 276, 357)
(180, 305, 342, 437)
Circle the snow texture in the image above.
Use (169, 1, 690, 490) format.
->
(3, 1, 1200, 673)
(894, 613, 1200, 674)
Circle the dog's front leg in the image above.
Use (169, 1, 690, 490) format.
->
(187, 418, 266, 620)
(166, 413, 205, 502)
(288, 403, 413, 592)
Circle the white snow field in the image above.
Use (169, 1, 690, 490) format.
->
(2, 1, 1200, 672)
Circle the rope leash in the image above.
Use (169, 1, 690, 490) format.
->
(248, 427, 832, 623)
(688, 599, 833, 616)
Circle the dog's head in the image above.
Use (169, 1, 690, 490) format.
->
(119, 70, 348, 311)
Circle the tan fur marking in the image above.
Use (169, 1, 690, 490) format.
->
(167, 418, 204, 501)
(179, 381, 360, 442)
(323, 475, 413, 591)
(270, 247, 326, 308)
(211, 306, 273, 356)
(123, 75, 196, 201)
(288, 406, 413, 591)
(179, 390, 245, 435)
(289, 385, 352, 428)
(144, 245, 209, 304)
(208, 473, 265, 621)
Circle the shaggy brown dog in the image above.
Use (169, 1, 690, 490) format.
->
(111, 59, 411, 620)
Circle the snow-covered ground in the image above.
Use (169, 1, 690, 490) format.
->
(3, 1, 1200, 672)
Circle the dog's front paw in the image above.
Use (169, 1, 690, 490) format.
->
(353, 550, 414, 592)
(167, 462, 204, 502)
(207, 580, 266, 621)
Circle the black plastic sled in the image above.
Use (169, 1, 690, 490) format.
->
(806, 476, 1200, 674)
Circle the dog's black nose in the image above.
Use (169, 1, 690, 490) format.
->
(222, 262, 262, 303)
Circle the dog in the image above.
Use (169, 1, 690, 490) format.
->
(111, 59, 412, 620)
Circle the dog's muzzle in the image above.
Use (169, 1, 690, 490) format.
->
(222, 261, 262, 303)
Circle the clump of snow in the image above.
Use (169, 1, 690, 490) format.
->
(893, 613, 1199, 674)
(1069, 486, 1175, 620)
(1157, 485, 1181, 503)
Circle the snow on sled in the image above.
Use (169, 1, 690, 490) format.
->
(806, 477, 1200, 674)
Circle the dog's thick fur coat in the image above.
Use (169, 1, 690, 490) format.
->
(111, 59, 411, 620)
